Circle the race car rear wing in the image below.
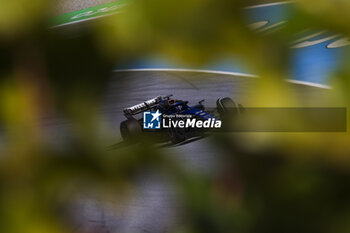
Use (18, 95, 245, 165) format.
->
(123, 96, 162, 116)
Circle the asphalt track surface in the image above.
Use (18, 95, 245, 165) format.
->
(73, 70, 330, 233)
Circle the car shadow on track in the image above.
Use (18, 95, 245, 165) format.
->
(157, 135, 209, 148)
(107, 135, 209, 150)
(106, 141, 129, 150)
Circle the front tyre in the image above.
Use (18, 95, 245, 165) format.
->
(216, 97, 238, 116)
(216, 97, 240, 130)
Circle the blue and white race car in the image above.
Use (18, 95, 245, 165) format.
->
(120, 95, 241, 144)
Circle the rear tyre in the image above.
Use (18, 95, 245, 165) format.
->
(120, 119, 142, 142)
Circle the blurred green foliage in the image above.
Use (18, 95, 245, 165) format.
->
(0, 0, 350, 232)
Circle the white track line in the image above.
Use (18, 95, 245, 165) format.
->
(113, 68, 332, 89)
(113, 68, 258, 78)
(287, 80, 332, 89)
(49, 11, 122, 29)
(244, 1, 294, 9)
(51, 1, 291, 28)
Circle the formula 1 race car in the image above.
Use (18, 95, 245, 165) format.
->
(120, 95, 242, 144)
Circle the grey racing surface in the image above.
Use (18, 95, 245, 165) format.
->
(75, 70, 330, 233)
